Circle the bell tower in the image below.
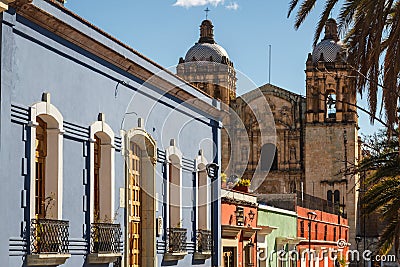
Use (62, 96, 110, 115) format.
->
(305, 19, 357, 124)
(304, 19, 359, 248)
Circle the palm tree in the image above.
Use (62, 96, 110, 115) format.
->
(357, 130, 400, 257)
(288, 0, 400, 131)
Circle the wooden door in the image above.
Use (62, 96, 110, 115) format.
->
(35, 117, 47, 219)
(128, 143, 141, 267)
(93, 135, 101, 221)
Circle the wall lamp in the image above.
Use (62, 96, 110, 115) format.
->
(248, 210, 255, 221)
(206, 163, 219, 181)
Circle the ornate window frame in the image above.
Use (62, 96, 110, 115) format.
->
(195, 150, 210, 231)
(29, 94, 64, 220)
(165, 140, 183, 228)
(89, 115, 115, 223)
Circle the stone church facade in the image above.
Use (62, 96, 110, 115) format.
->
(178, 18, 360, 247)
(232, 84, 306, 194)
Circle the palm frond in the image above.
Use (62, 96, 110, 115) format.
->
(294, 0, 318, 29)
(313, 0, 340, 45)
(288, 0, 301, 18)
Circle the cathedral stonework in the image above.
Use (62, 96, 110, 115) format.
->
(231, 84, 305, 195)
(178, 18, 360, 248)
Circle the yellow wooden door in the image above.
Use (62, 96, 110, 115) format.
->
(129, 143, 141, 267)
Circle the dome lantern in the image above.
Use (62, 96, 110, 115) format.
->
(182, 19, 231, 64)
(199, 20, 215, 44)
(312, 18, 343, 64)
(323, 18, 339, 42)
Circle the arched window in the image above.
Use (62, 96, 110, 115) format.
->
(167, 140, 182, 228)
(326, 92, 336, 119)
(334, 190, 340, 205)
(30, 94, 63, 220)
(327, 190, 333, 203)
(260, 144, 278, 171)
(90, 116, 114, 223)
(196, 151, 209, 231)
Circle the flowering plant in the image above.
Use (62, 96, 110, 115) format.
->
(221, 173, 227, 182)
(237, 178, 251, 187)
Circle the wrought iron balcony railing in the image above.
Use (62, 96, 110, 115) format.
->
(30, 219, 69, 254)
(90, 223, 122, 254)
(196, 229, 212, 253)
(166, 228, 187, 254)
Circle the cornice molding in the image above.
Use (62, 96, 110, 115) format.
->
(10, 0, 222, 119)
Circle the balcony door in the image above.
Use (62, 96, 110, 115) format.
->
(35, 117, 47, 219)
(129, 143, 142, 267)
(223, 247, 237, 267)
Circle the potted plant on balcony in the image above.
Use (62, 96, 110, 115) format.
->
(221, 173, 227, 188)
(233, 178, 251, 193)
(34, 194, 57, 253)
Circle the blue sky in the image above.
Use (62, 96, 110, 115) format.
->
(65, 0, 381, 136)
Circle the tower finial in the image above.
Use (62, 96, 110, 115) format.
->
(199, 19, 215, 44)
(323, 18, 339, 42)
(204, 7, 210, 20)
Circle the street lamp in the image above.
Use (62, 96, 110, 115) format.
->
(206, 162, 219, 267)
(248, 210, 255, 221)
(307, 211, 317, 264)
(355, 236, 362, 267)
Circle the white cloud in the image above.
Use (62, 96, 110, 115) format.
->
(225, 2, 239, 10)
(173, 0, 225, 8)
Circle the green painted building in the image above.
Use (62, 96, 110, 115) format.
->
(257, 204, 300, 267)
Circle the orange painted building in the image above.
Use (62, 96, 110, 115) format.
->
(297, 206, 349, 267)
(221, 189, 259, 267)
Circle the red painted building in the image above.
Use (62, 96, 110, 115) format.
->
(258, 193, 350, 267)
(221, 189, 259, 267)
(296, 206, 349, 267)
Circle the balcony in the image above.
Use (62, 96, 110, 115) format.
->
(88, 223, 122, 264)
(27, 219, 71, 266)
(164, 228, 187, 261)
(194, 229, 212, 260)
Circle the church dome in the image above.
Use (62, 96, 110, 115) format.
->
(185, 42, 230, 63)
(312, 18, 344, 63)
(312, 39, 343, 63)
(182, 19, 231, 64)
